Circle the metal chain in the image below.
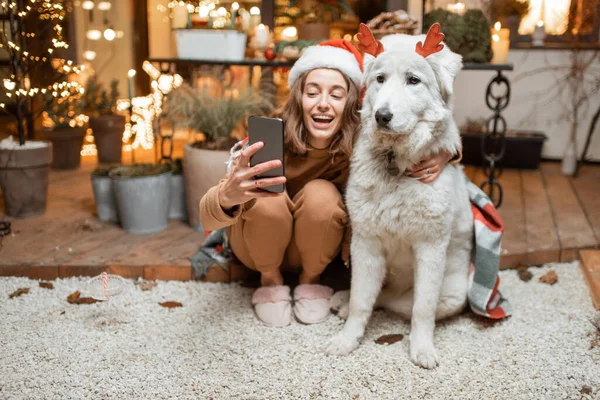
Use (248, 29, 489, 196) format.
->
(481, 71, 511, 208)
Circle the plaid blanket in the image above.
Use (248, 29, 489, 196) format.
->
(191, 143, 511, 320)
(466, 177, 511, 319)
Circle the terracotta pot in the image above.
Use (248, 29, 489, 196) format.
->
(0, 141, 52, 218)
(89, 115, 125, 164)
(183, 144, 229, 231)
(43, 126, 87, 170)
(297, 22, 330, 41)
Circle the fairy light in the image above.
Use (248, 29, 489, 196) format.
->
(86, 29, 102, 40)
(97, 1, 110, 11)
(80, 128, 98, 156)
(120, 63, 183, 150)
(81, 0, 94, 10)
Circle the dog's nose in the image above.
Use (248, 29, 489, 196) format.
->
(375, 109, 393, 127)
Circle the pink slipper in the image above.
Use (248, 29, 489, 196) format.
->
(251, 285, 292, 327)
(293, 284, 334, 324)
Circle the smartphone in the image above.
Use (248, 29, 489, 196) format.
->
(248, 116, 285, 193)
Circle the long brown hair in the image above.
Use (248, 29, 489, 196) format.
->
(272, 70, 360, 158)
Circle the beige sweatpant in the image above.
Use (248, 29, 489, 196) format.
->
(229, 179, 347, 277)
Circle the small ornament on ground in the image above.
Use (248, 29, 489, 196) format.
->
(86, 273, 127, 300)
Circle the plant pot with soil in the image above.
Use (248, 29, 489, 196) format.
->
(42, 125, 87, 170)
(0, 136, 52, 218)
(109, 163, 172, 234)
(83, 79, 126, 164)
(165, 84, 274, 231)
(41, 84, 88, 170)
(90, 164, 119, 222)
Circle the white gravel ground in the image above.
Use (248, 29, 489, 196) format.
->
(1, 261, 599, 400)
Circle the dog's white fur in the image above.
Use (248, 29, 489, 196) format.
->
(324, 33, 473, 369)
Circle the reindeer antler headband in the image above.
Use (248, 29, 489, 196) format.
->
(357, 22, 445, 58)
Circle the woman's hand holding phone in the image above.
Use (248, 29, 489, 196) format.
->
(218, 141, 287, 211)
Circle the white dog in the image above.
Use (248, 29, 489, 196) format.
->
(324, 24, 473, 369)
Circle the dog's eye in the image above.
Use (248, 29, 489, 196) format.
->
(376, 75, 385, 84)
(408, 76, 421, 85)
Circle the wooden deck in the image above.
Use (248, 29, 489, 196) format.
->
(1, 155, 599, 282)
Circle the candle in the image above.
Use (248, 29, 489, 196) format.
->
(491, 22, 510, 64)
(532, 20, 546, 47)
(230, 2, 239, 30)
(254, 24, 270, 49)
(249, 6, 261, 30)
(127, 69, 136, 104)
(240, 8, 250, 31)
(172, 3, 188, 29)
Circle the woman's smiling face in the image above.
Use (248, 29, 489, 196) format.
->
(302, 68, 349, 148)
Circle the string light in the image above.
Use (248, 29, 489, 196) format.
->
(86, 29, 102, 40)
(97, 1, 111, 11)
(103, 28, 115, 41)
(119, 63, 183, 150)
(83, 50, 97, 60)
(81, 0, 94, 10)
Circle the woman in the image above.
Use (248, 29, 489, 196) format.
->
(199, 40, 457, 327)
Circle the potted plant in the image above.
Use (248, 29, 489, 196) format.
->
(168, 158, 187, 221)
(0, 136, 52, 218)
(290, 0, 356, 41)
(90, 164, 119, 222)
(109, 163, 172, 234)
(82, 78, 126, 164)
(0, 1, 75, 217)
(491, 0, 530, 42)
(423, 9, 493, 63)
(165, 84, 273, 230)
(41, 85, 88, 170)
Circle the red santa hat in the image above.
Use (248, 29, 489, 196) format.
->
(287, 39, 364, 89)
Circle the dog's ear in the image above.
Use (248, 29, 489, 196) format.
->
(361, 53, 377, 88)
(426, 47, 462, 104)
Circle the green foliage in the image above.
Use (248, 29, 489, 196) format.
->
(424, 9, 493, 64)
(289, 0, 355, 23)
(274, 39, 320, 53)
(491, 0, 530, 18)
(81, 78, 120, 116)
(169, 158, 183, 175)
(43, 84, 85, 129)
(110, 163, 172, 177)
(165, 84, 274, 150)
(91, 164, 120, 176)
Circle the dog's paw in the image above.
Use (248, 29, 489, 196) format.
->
(323, 333, 359, 356)
(410, 341, 439, 369)
(329, 290, 350, 319)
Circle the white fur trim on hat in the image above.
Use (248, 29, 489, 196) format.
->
(287, 45, 362, 89)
